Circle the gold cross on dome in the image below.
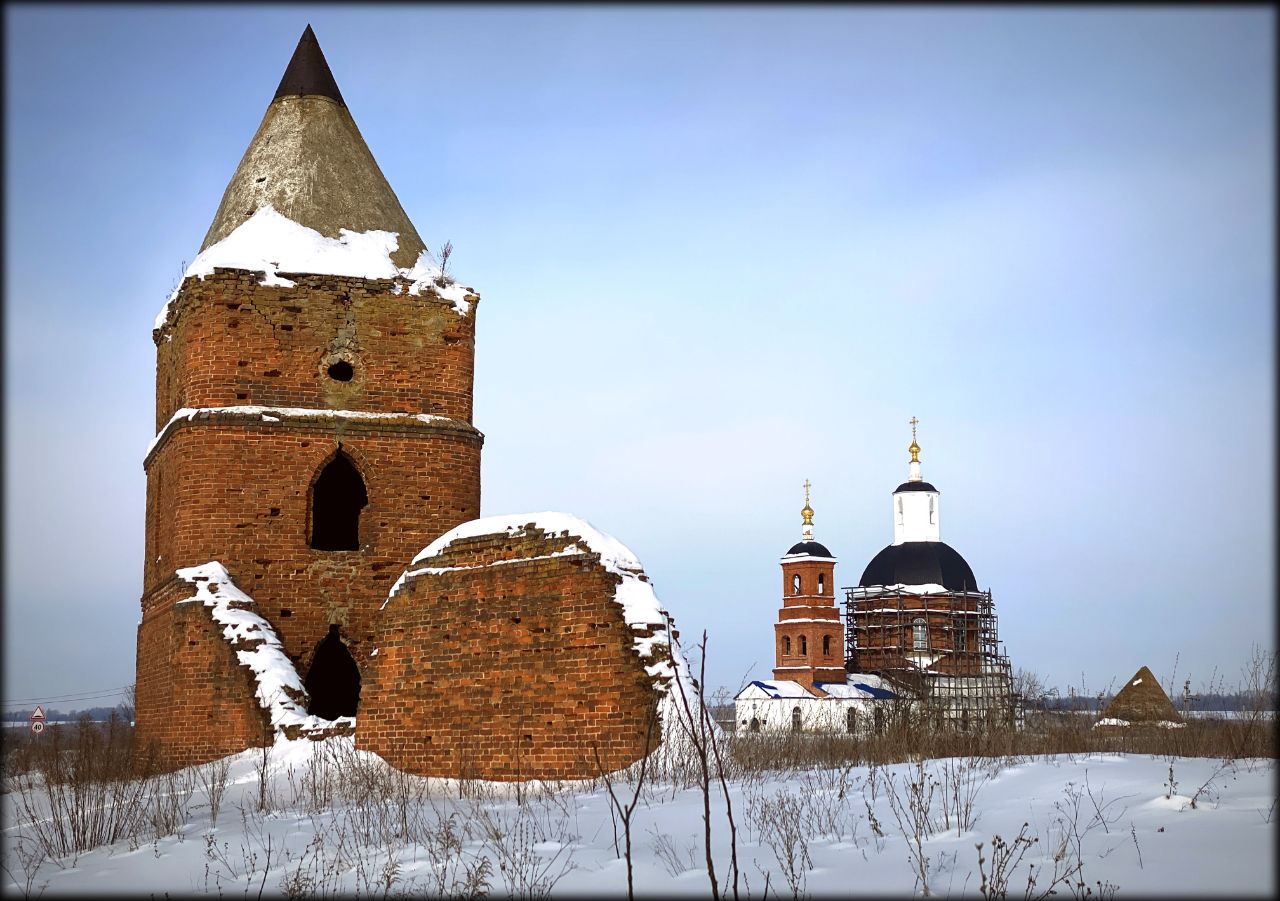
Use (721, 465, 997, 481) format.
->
(803, 479, 811, 505)
(909, 416, 919, 441)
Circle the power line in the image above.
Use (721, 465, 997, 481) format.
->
(2, 686, 132, 707)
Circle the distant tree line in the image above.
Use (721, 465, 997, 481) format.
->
(2, 704, 132, 724)
(1034, 689, 1274, 712)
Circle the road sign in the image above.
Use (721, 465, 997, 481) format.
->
(30, 705, 46, 734)
(30, 706, 45, 721)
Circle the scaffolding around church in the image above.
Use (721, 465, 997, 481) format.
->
(842, 586, 1019, 730)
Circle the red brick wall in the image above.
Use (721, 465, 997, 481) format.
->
(134, 578, 270, 769)
(143, 419, 481, 668)
(850, 594, 982, 675)
(357, 524, 662, 779)
(774, 559, 844, 686)
(138, 270, 482, 763)
(154, 269, 478, 430)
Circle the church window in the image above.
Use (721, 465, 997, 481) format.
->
(822, 634, 831, 656)
(783, 635, 791, 655)
(818, 573, 825, 594)
(929, 496, 935, 524)
(792, 574, 801, 595)
(750, 718, 760, 733)
(873, 705, 885, 735)
(305, 625, 361, 719)
(896, 496, 903, 525)
(912, 617, 927, 650)
(799, 635, 808, 656)
(846, 707, 857, 734)
(310, 450, 368, 551)
(327, 360, 354, 382)
(955, 627, 967, 652)
(791, 707, 802, 732)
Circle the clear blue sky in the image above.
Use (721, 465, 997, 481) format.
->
(3, 5, 1274, 710)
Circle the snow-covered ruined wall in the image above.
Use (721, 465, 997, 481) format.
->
(172, 562, 353, 740)
(359, 513, 702, 779)
(135, 562, 349, 769)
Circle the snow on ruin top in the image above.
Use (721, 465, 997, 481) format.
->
(155, 205, 476, 329)
(385, 512, 690, 699)
(390, 512, 655, 631)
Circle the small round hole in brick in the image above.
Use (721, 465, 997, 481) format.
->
(305, 625, 360, 719)
(327, 360, 354, 382)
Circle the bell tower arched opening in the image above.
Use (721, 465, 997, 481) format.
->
(305, 625, 361, 719)
(310, 449, 368, 550)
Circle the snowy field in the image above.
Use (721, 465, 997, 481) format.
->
(3, 736, 1275, 897)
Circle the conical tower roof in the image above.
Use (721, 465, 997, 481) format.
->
(200, 25, 426, 269)
(1100, 665, 1183, 723)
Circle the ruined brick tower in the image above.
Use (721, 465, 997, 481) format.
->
(135, 27, 688, 776)
(773, 483, 845, 691)
(136, 27, 482, 763)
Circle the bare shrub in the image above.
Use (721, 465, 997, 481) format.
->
(146, 765, 198, 840)
(648, 827, 700, 877)
(936, 756, 989, 836)
(881, 758, 938, 895)
(8, 716, 153, 859)
(470, 796, 576, 898)
(745, 789, 813, 901)
(975, 823, 1038, 899)
(196, 756, 233, 827)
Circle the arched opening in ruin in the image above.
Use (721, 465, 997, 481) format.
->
(310, 449, 368, 551)
(305, 625, 361, 719)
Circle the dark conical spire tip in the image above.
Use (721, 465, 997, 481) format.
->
(273, 25, 346, 107)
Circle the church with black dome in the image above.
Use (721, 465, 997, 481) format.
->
(735, 420, 1016, 735)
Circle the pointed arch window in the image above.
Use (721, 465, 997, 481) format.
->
(792, 574, 801, 595)
(791, 707, 802, 732)
(799, 635, 808, 656)
(310, 449, 368, 551)
(818, 573, 825, 594)
(822, 634, 831, 656)
(846, 707, 857, 734)
(783, 635, 792, 656)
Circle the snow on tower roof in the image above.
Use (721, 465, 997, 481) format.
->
(199, 26, 426, 269)
(155, 206, 477, 331)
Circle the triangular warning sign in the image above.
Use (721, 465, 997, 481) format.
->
(30, 705, 45, 720)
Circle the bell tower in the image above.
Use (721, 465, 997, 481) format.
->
(135, 26, 483, 765)
(773, 481, 846, 691)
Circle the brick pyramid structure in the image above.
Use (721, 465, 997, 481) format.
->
(1100, 665, 1183, 723)
(134, 26, 687, 778)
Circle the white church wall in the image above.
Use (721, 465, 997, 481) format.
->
(734, 696, 894, 736)
(892, 490, 940, 544)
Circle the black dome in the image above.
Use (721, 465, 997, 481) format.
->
(784, 540, 834, 558)
(894, 481, 937, 493)
(858, 541, 978, 591)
